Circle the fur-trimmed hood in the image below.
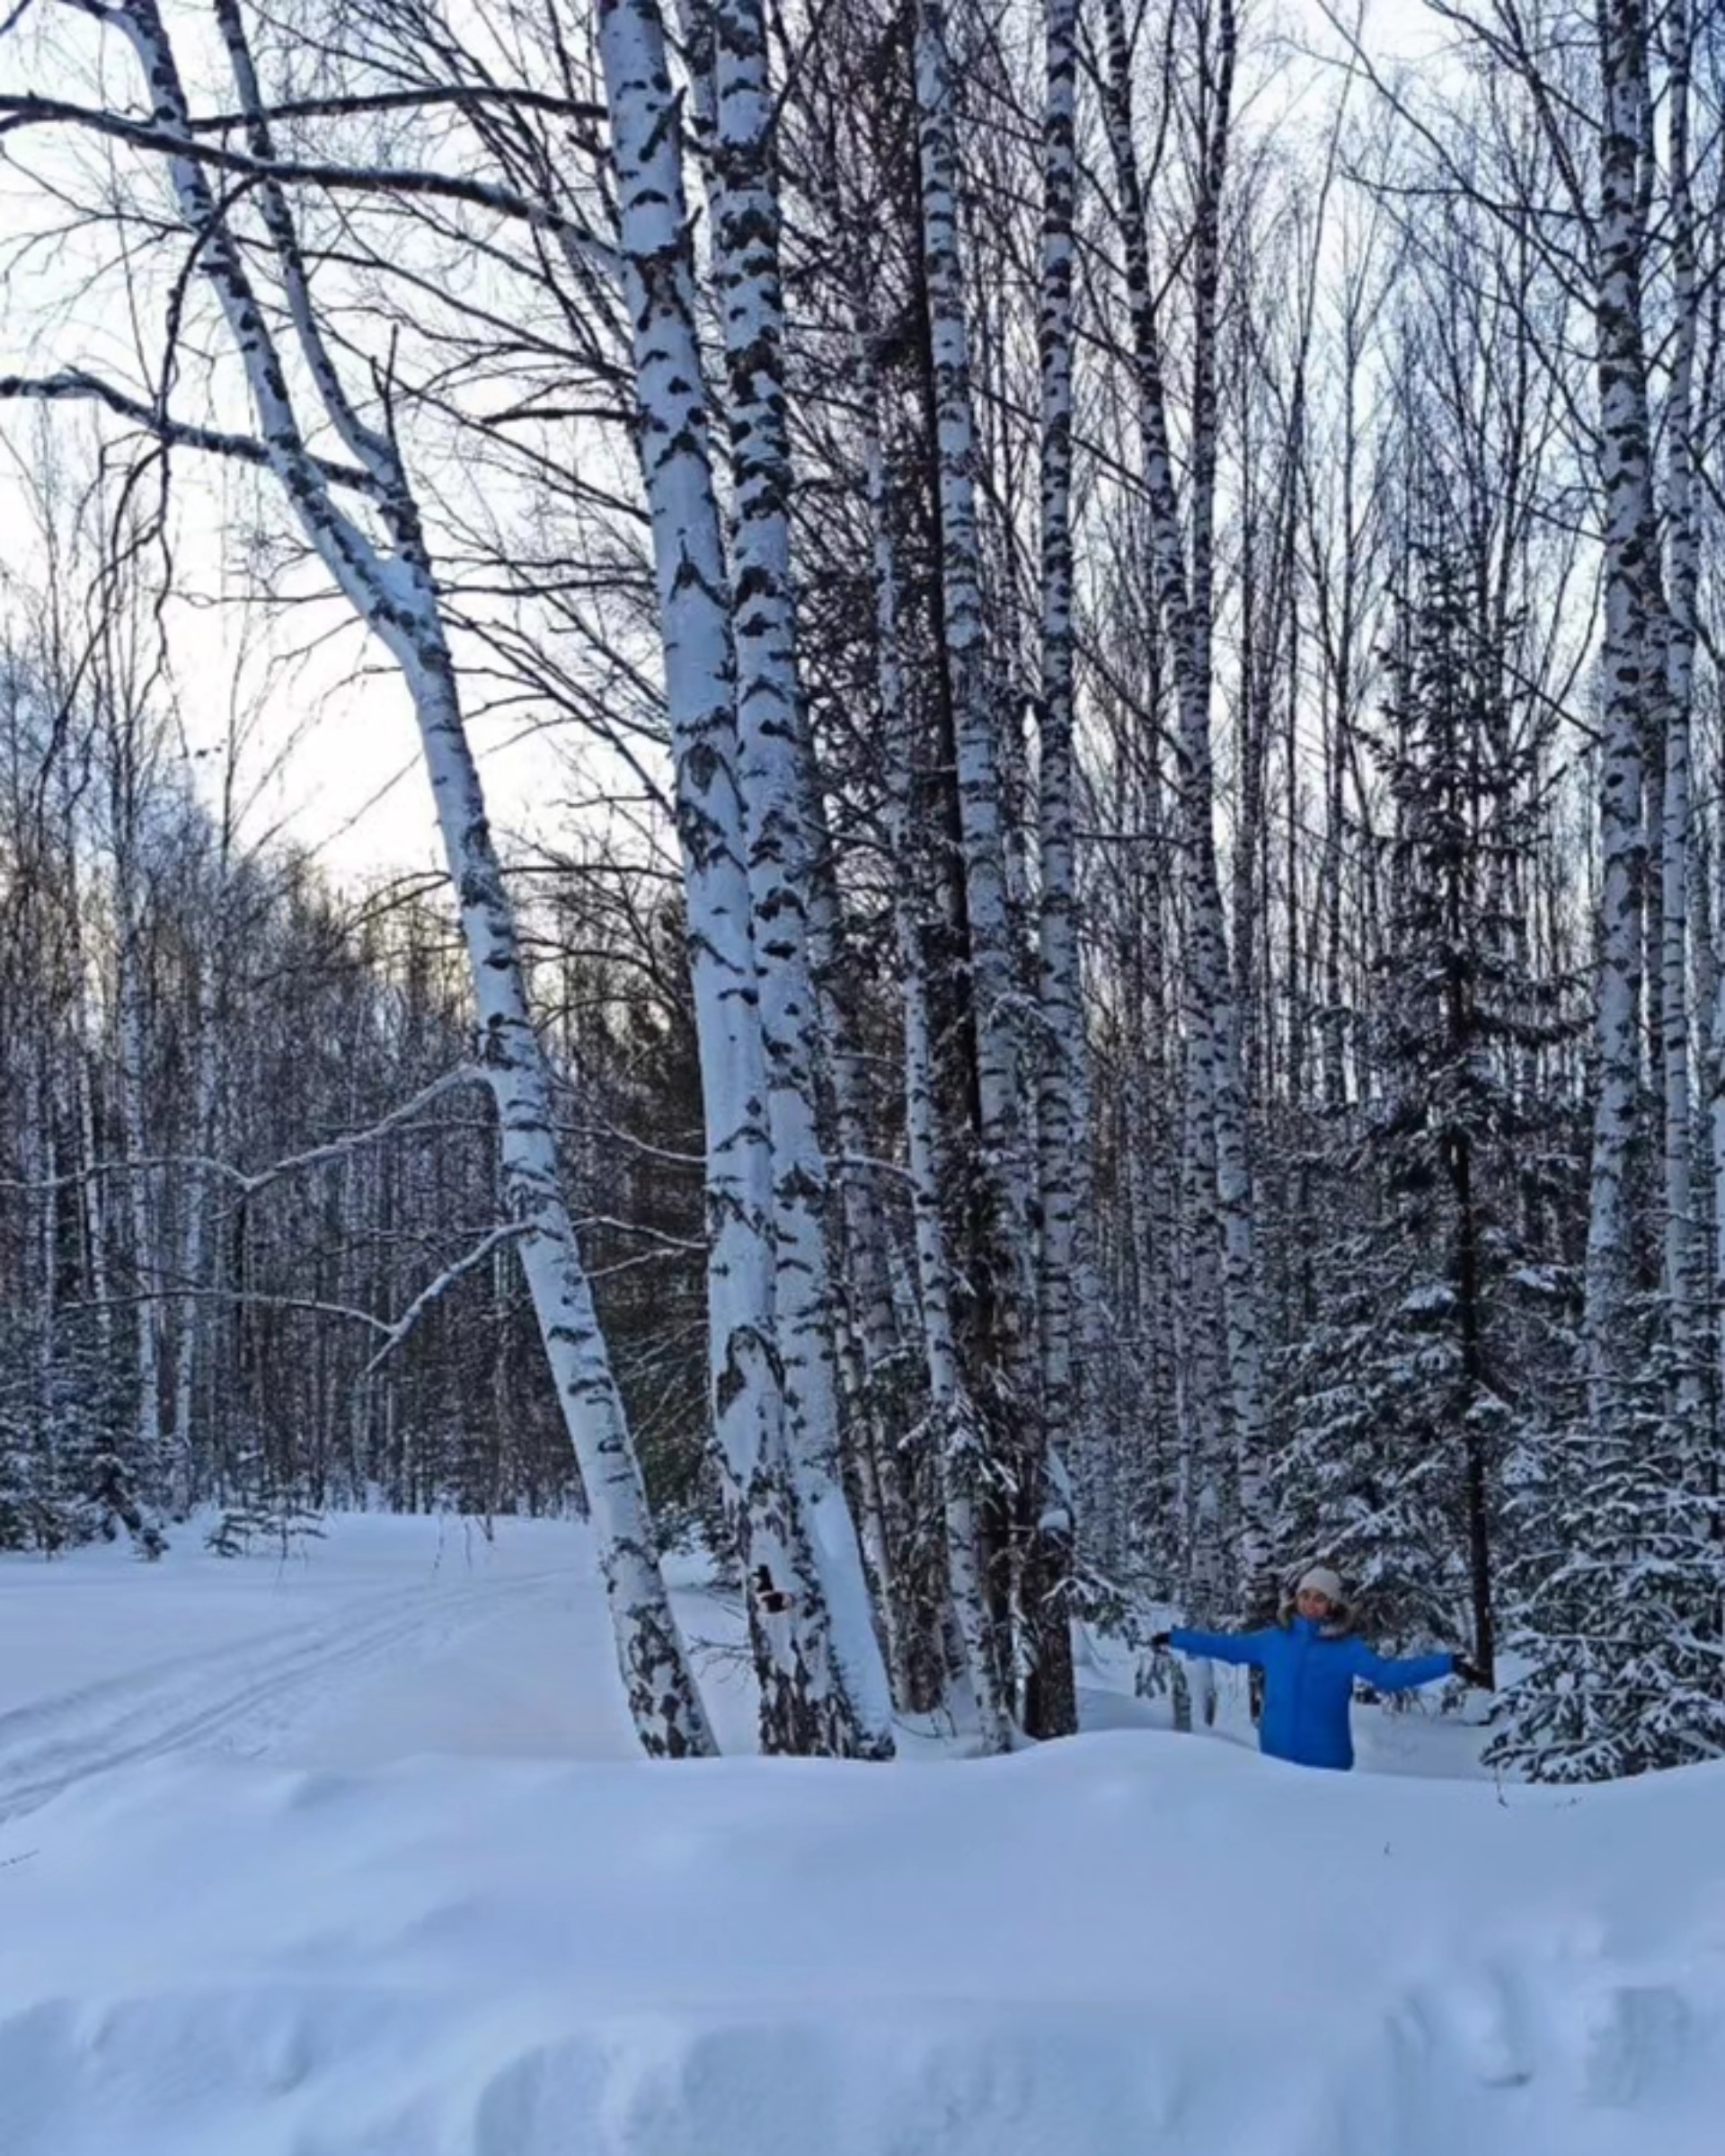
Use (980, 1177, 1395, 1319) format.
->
(1274, 1569, 1354, 1638)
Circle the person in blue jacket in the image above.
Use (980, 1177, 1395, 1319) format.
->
(1150, 1566, 1487, 1772)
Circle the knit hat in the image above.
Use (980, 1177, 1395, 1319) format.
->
(1296, 1565, 1345, 1604)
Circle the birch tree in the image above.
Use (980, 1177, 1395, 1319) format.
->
(912, 0, 1077, 1734)
(3, 0, 713, 1756)
(595, 0, 889, 1756)
(696, 0, 898, 1753)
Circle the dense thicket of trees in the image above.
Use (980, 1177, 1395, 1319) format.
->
(0, 593, 719, 1547)
(2, 0, 1723, 1778)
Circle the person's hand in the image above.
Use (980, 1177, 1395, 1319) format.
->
(1451, 1655, 1491, 1689)
(1149, 1630, 1172, 1651)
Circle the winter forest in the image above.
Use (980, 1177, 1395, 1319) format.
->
(0, 0, 1721, 1790)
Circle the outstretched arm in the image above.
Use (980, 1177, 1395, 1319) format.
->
(1165, 1625, 1275, 1669)
(1348, 1643, 1456, 1692)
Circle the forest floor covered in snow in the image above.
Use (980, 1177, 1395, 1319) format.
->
(1, 1515, 1721, 2155)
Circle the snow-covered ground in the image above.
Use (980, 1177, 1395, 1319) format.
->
(1, 1516, 1721, 2155)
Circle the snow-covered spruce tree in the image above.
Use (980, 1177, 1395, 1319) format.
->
(1273, 530, 1573, 1674)
(1420, 0, 1725, 1782)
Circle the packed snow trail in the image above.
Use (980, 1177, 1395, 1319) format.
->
(0, 1568, 561, 1823)
(0, 1517, 1721, 2155)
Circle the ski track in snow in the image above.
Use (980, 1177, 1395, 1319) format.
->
(0, 1565, 565, 1824)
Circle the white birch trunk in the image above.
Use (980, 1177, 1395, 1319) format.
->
(707, 0, 896, 1755)
(75, 1035, 111, 1356)
(1031, 0, 1084, 1736)
(806, 834, 922, 1707)
(596, 0, 874, 1754)
(25, 1048, 59, 1512)
(913, 0, 1036, 1287)
(1661, 0, 1701, 1412)
(915, 0, 1053, 1721)
(104, 0, 712, 1758)
(66, 833, 113, 1356)
(1583, 0, 1655, 1421)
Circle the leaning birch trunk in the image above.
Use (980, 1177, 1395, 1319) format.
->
(1582, 0, 1655, 1424)
(1029, 0, 1085, 1739)
(1099, 0, 1263, 1610)
(706, 0, 896, 1755)
(596, 0, 873, 1755)
(865, 382, 1013, 1755)
(100, 0, 711, 1758)
(1661, 0, 1701, 1414)
(915, 0, 1056, 1720)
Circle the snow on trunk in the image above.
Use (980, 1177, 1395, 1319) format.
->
(595, 0, 873, 1755)
(106, 0, 711, 1760)
(912, 0, 1033, 1264)
(707, 0, 896, 1757)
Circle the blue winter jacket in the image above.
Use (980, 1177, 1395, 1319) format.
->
(1168, 1616, 1454, 1771)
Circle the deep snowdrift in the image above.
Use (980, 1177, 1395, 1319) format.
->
(1, 1519, 1720, 2156)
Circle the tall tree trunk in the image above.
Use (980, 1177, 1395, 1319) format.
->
(1099, 0, 1264, 1613)
(1582, 0, 1656, 1422)
(707, 0, 896, 1755)
(171, 949, 221, 1515)
(1028, 0, 1084, 1740)
(113, 844, 163, 1496)
(914, 0, 1059, 1718)
(865, 377, 1014, 1754)
(597, 0, 874, 1754)
(1661, 0, 1701, 1414)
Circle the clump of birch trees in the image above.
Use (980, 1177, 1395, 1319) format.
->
(2, 0, 1723, 1780)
